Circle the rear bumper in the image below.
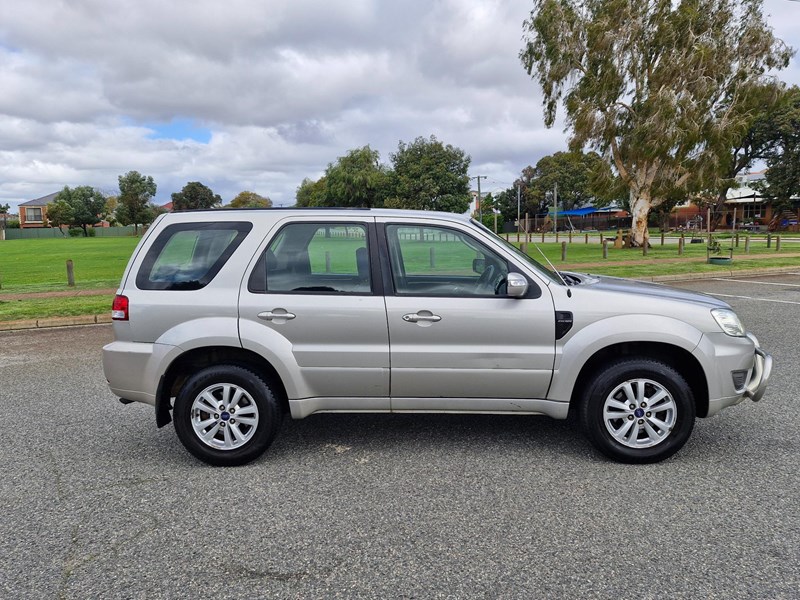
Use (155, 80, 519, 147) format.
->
(102, 340, 177, 406)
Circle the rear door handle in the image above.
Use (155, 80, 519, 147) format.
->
(258, 310, 296, 321)
(402, 313, 442, 323)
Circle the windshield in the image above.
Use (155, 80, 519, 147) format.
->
(470, 220, 564, 285)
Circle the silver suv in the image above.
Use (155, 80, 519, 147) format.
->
(103, 209, 772, 465)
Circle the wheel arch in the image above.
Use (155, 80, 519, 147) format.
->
(155, 346, 288, 428)
(568, 342, 710, 419)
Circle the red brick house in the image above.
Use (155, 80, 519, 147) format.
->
(18, 192, 58, 228)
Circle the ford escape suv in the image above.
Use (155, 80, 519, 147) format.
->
(103, 209, 772, 465)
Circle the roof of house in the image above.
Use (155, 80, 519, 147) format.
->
(19, 192, 59, 206)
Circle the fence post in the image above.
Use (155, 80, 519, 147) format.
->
(745, 236, 751, 254)
(735, 233, 739, 248)
(520, 243, 528, 255)
(325, 251, 331, 273)
(66, 260, 75, 287)
(776, 236, 781, 251)
(679, 234, 684, 255)
(584, 233, 589, 244)
(660, 231, 665, 246)
(561, 241, 567, 261)
(569, 230, 573, 243)
(429, 247, 436, 267)
(767, 233, 771, 248)
(603, 240, 608, 259)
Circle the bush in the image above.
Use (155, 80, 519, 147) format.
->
(68, 228, 83, 237)
(5, 219, 20, 229)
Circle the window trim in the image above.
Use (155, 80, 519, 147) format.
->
(25, 207, 43, 222)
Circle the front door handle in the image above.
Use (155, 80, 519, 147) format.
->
(258, 310, 296, 321)
(402, 312, 442, 323)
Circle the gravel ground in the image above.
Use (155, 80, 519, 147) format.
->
(0, 274, 798, 599)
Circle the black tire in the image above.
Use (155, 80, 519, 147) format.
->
(580, 359, 695, 464)
(173, 365, 281, 466)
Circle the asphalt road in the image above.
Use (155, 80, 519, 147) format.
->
(1, 274, 799, 599)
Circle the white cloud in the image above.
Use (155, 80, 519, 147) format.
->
(0, 0, 797, 211)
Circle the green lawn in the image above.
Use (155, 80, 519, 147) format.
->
(0, 237, 140, 293)
(1, 233, 798, 322)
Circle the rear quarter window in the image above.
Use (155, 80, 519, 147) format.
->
(136, 222, 252, 290)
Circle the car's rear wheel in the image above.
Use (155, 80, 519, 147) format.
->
(580, 359, 695, 463)
(173, 365, 281, 466)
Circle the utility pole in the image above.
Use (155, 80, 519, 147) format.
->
(517, 184, 521, 242)
(471, 175, 487, 220)
(553, 182, 558, 235)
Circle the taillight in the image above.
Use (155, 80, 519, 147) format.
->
(112, 294, 129, 321)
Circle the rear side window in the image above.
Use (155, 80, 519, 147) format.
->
(248, 222, 371, 294)
(136, 222, 252, 290)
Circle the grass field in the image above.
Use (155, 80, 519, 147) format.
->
(0, 237, 139, 293)
(1, 233, 799, 322)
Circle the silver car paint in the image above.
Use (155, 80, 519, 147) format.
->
(103, 208, 769, 424)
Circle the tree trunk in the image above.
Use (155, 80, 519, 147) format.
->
(629, 195, 651, 246)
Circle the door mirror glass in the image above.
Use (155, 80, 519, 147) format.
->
(472, 258, 486, 274)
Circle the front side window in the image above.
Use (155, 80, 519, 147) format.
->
(25, 207, 43, 222)
(248, 222, 371, 294)
(385, 225, 509, 297)
(136, 222, 252, 290)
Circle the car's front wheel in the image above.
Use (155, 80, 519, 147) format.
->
(580, 359, 696, 463)
(173, 365, 281, 466)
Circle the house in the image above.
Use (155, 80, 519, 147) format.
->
(18, 192, 58, 228)
(720, 170, 772, 228)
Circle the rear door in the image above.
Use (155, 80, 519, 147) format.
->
(238, 217, 390, 409)
(378, 218, 556, 411)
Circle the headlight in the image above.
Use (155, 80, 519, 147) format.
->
(711, 308, 746, 337)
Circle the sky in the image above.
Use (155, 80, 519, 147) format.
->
(1, 0, 799, 213)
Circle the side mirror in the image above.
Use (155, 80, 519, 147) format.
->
(472, 258, 486, 274)
(506, 272, 528, 298)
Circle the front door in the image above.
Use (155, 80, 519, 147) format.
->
(379, 220, 556, 411)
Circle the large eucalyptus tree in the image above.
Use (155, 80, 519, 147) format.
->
(521, 0, 792, 244)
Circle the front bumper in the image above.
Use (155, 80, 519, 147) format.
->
(705, 333, 772, 417)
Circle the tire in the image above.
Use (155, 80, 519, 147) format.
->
(580, 359, 695, 464)
(173, 365, 282, 466)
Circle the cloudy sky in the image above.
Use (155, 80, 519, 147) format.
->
(1, 0, 799, 212)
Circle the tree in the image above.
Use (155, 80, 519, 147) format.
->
(171, 181, 222, 211)
(0, 203, 9, 230)
(760, 86, 800, 206)
(526, 151, 611, 212)
(51, 185, 107, 236)
(521, 0, 793, 245)
(229, 191, 272, 208)
(295, 177, 328, 207)
(691, 82, 788, 229)
(45, 198, 73, 234)
(118, 171, 158, 235)
(104, 196, 120, 226)
(385, 135, 471, 214)
(325, 146, 388, 208)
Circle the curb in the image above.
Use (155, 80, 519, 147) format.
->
(0, 313, 112, 332)
(636, 265, 800, 282)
